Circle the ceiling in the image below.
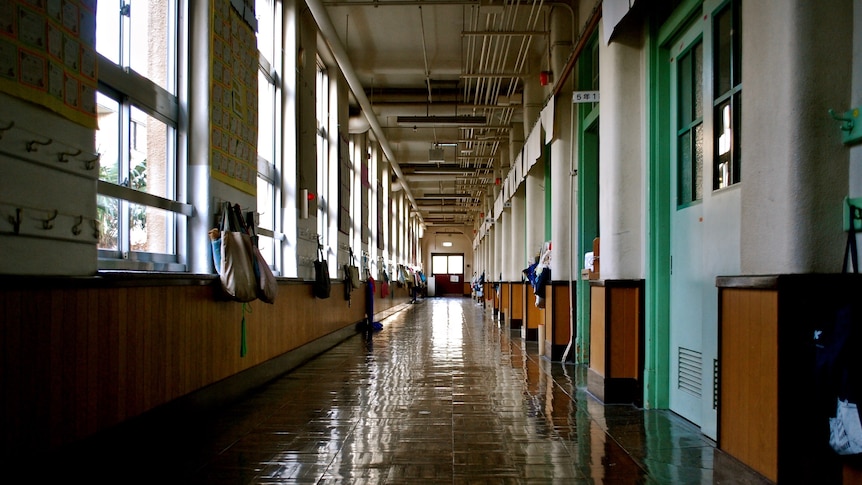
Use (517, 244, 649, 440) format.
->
(314, 0, 555, 231)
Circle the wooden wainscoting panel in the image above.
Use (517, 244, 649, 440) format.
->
(608, 286, 640, 379)
(719, 287, 778, 482)
(525, 284, 544, 331)
(0, 279, 370, 457)
(511, 283, 524, 321)
(590, 285, 606, 377)
(552, 284, 573, 345)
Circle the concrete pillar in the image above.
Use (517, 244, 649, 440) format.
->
(525, 160, 546, 263)
(501, 207, 511, 280)
(523, 64, 543, 141)
(598, 29, 644, 279)
(511, 186, 527, 272)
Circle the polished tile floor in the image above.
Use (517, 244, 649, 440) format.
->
(58, 297, 772, 484)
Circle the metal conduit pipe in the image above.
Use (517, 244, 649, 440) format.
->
(304, 0, 425, 226)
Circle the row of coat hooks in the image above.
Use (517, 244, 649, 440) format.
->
(0, 119, 100, 175)
(0, 200, 99, 243)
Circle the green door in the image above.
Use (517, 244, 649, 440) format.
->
(669, 21, 705, 428)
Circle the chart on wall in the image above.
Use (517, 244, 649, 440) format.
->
(0, 0, 98, 129)
(210, 0, 258, 195)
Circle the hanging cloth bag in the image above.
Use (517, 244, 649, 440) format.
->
(347, 248, 361, 289)
(243, 211, 278, 303)
(215, 202, 257, 302)
(313, 240, 331, 299)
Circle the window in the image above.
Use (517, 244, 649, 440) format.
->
(713, 0, 741, 189)
(676, 40, 704, 206)
(316, 59, 338, 271)
(95, 0, 188, 270)
(432, 254, 464, 275)
(257, 0, 281, 273)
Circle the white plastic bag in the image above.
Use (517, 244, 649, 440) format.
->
(830, 398, 862, 455)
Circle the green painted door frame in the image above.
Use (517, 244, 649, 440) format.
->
(575, 34, 599, 365)
(644, 0, 702, 411)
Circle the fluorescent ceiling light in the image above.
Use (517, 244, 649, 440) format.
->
(397, 115, 487, 126)
(442, 241, 453, 247)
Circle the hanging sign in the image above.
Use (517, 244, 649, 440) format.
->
(573, 91, 600, 103)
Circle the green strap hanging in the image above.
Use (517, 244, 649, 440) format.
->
(240, 302, 251, 357)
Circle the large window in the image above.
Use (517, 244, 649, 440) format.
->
(316, 58, 338, 272)
(432, 254, 464, 275)
(95, 0, 188, 270)
(713, 0, 741, 190)
(257, 0, 281, 273)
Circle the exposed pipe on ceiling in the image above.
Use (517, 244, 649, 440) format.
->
(305, 0, 425, 226)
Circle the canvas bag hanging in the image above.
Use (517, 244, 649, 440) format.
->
(347, 248, 361, 289)
(216, 202, 257, 302)
(313, 239, 331, 299)
(243, 210, 278, 303)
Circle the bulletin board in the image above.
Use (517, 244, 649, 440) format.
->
(0, 0, 98, 129)
(209, 0, 258, 195)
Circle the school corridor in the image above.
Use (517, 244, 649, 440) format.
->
(46, 297, 767, 484)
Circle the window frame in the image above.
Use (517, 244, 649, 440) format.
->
(256, 0, 283, 275)
(711, 0, 742, 191)
(95, 0, 190, 271)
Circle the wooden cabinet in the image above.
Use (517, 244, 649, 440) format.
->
(587, 279, 644, 405)
(717, 274, 862, 483)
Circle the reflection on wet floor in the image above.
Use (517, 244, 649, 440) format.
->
(59, 297, 773, 484)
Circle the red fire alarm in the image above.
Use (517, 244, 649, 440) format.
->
(495, 178, 501, 185)
(539, 71, 552, 86)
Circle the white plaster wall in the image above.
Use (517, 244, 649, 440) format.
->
(525, 161, 546, 263)
(0, 93, 97, 275)
(741, 0, 852, 274)
(511, 186, 528, 274)
(598, 23, 646, 280)
(551, 92, 574, 280)
(851, 0, 862, 200)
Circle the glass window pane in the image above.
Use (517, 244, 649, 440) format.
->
(693, 42, 703, 120)
(714, 101, 732, 189)
(447, 255, 463, 274)
(733, 93, 741, 184)
(130, 203, 174, 254)
(678, 132, 692, 205)
(678, 51, 692, 126)
(258, 235, 274, 267)
(257, 175, 274, 230)
(130, 106, 171, 198)
(96, 93, 121, 184)
(432, 255, 448, 274)
(714, 5, 732, 96)
(96, 1, 121, 64)
(97, 195, 119, 250)
(694, 123, 703, 201)
(256, 0, 274, 63)
(128, 0, 172, 92)
(258, 69, 274, 160)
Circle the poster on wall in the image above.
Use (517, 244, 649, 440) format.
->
(0, 0, 98, 129)
(209, 0, 258, 195)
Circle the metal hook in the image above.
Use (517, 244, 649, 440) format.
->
(40, 209, 59, 230)
(71, 215, 83, 236)
(90, 219, 100, 239)
(26, 137, 53, 152)
(8, 208, 21, 234)
(58, 148, 82, 163)
(829, 109, 855, 132)
(83, 153, 100, 170)
(0, 120, 13, 139)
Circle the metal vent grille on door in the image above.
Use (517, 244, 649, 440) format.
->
(678, 347, 702, 398)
